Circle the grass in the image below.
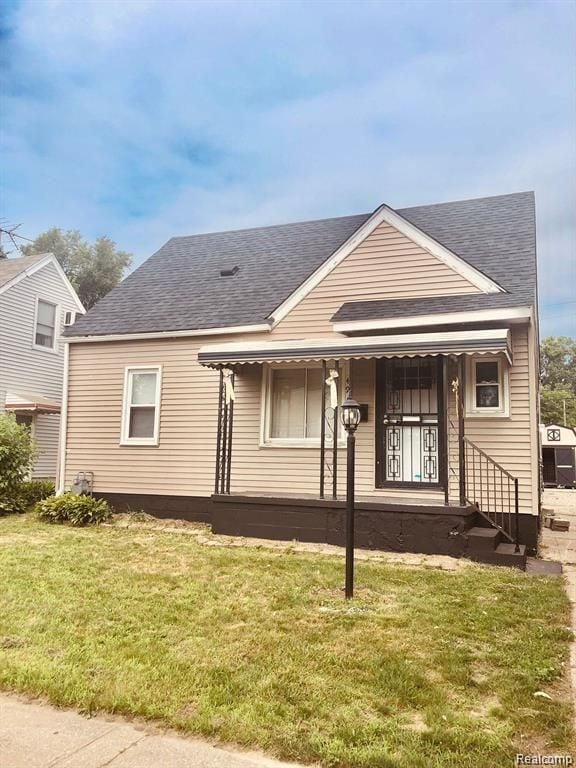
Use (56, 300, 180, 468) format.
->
(0, 515, 573, 768)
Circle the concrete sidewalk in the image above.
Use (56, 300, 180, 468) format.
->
(0, 695, 306, 768)
(540, 489, 576, 715)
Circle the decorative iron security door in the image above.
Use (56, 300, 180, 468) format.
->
(376, 357, 445, 487)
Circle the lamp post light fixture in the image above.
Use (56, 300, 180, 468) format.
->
(340, 395, 361, 599)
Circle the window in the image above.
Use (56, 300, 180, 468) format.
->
(121, 367, 162, 445)
(263, 365, 344, 446)
(466, 356, 509, 417)
(34, 299, 57, 350)
(63, 310, 75, 327)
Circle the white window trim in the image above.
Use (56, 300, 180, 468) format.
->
(63, 310, 76, 327)
(120, 365, 162, 446)
(260, 362, 348, 448)
(32, 296, 59, 354)
(465, 355, 510, 418)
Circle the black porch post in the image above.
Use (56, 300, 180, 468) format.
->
(458, 356, 466, 506)
(332, 362, 339, 500)
(214, 368, 224, 494)
(225, 371, 235, 494)
(442, 357, 449, 505)
(320, 360, 326, 499)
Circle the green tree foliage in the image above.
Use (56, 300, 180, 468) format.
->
(540, 387, 576, 428)
(0, 414, 36, 515)
(23, 228, 132, 309)
(540, 336, 576, 427)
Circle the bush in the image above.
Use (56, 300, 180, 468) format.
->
(0, 496, 26, 516)
(17, 479, 55, 508)
(35, 493, 112, 527)
(0, 414, 36, 515)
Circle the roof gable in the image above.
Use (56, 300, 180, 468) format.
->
(65, 191, 536, 339)
(0, 253, 84, 312)
(0, 253, 50, 290)
(269, 205, 503, 328)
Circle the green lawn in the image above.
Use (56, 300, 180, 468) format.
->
(0, 515, 573, 768)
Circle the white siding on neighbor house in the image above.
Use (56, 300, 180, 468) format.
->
(33, 413, 60, 479)
(0, 260, 82, 478)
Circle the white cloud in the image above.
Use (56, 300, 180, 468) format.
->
(1, 0, 575, 335)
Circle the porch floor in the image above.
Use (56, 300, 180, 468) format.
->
(215, 490, 469, 514)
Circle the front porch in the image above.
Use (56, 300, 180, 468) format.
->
(198, 327, 533, 567)
(211, 491, 529, 567)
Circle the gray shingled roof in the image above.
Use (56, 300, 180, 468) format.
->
(66, 191, 536, 338)
(0, 253, 50, 290)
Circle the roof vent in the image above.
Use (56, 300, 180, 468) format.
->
(220, 265, 240, 277)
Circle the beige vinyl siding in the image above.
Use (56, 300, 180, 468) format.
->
(33, 413, 60, 479)
(447, 326, 535, 515)
(65, 340, 445, 501)
(64, 334, 536, 513)
(273, 221, 481, 338)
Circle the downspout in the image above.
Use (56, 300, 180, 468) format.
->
(57, 341, 70, 495)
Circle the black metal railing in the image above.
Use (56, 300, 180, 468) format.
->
(463, 438, 520, 551)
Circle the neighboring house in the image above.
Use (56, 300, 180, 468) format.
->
(540, 424, 576, 488)
(60, 192, 540, 568)
(0, 253, 84, 479)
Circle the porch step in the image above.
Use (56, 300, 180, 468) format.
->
(469, 542, 527, 570)
(466, 526, 501, 552)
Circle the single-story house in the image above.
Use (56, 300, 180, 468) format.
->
(60, 191, 540, 567)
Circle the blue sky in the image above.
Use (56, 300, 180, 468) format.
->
(1, 0, 575, 335)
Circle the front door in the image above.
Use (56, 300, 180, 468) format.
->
(376, 357, 445, 487)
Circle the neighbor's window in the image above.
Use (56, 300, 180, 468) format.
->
(34, 299, 57, 349)
(466, 357, 509, 417)
(264, 365, 343, 444)
(121, 367, 162, 445)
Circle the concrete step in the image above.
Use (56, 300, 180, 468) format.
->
(466, 526, 501, 552)
(470, 542, 527, 569)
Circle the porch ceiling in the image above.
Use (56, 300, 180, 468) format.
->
(197, 328, 512, 367)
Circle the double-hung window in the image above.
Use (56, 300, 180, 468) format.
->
(263, 365, 343, 446)
(34, 299, 57, 350)
(466, 356, 509, 417)
(121, 367, 162, 445)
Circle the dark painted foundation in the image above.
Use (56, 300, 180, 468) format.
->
(97, 492, 539, 558)
(211, 494, 477, 557)
(98, 493, 212, 524)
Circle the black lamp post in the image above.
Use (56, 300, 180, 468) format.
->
(341, 395, 361, 599)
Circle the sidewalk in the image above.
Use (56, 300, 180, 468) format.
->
(0, 695, 306, 768)
(540, 489, 576, 715)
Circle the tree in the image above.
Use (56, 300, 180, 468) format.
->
(541, 336, 576, 393)
(540, 386, 576, 427)
(540, 336, 576, 427)
(22, 228, 132, 309)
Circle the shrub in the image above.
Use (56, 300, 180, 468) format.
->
(35, 493, 112, 527)
(0, 496, 26, 516)
(17, 479, 55, 508)
(0, 414, 36, 515)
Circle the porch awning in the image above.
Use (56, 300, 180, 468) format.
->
(198, 328, 512, 367)
(5, 391, 61, 414)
